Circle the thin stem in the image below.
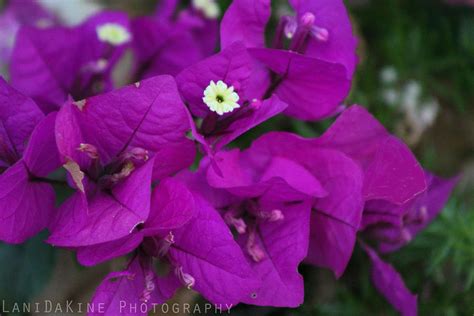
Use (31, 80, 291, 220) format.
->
(30, 177, 68, 186)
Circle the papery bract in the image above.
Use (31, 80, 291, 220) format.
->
(132, 1, 218, 80)
(288, 0, 358, 77)
(10, 11, 131, 113)
(190, 143, 328, 306)
(220, 0, 270, 49)
(176, 42, 287, 154)
(357, 167, 457, 314)
(0, 78, 59, 243)
(0, 0, 56, 70)
(167, 193, 260, 306)
(89, 254, 180, 316)
(361, 243, 417, 316)
(48, 75, 195, 246)
(313, 105, 427, 205)
(239, 131, 364, 278)
(81, 177, 259, 309)
(249, 48, 351, 120)
(362, 172, 459, 253)
(220, 0, 357, 120)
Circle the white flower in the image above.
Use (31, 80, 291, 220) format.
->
(96, 23, 131, 46)
(401, 80, 422, 111)
(192, 0, 220, 19)
(380, 66, 398, 85)
(203, 80, 240, 115)
(382, 88, 400, 106)
(419, 98, 440, 127)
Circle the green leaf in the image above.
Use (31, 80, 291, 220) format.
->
(0, 232, 56, 315)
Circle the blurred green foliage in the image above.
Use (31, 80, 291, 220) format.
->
(0, 232, 56, 315)
(348, 0, 474, 121)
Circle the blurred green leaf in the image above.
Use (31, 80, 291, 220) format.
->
(0, 232, 56, 315)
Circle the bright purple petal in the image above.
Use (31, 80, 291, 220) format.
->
(10, 25, 82, 112)
(132, 16, 207, 79)
(58, 76, 194, 176)
(289, 0, 358, 77)
(212, 95, 288, 150)
(400, 173, 458, 242)
(0, 77, 43, 159)
(365, 172, 459, 253)
(55, 98, 91, 172)
(47, 189, 87, 236)
(23, 112, 60, 177)
(362, 244, 417, 316)
(220, 0, 271, 49)
(305, 149, 364, 277)
(314, 105, 427, 205)
(182, 129, 359, 298)
(259, 156, 327, 198)
(176, 42, 252, 117)
(0, 0, 57, 65)
(178, 10, 218, 58)
(240, 200, 311, 307)
(89, 254, 179, 316)
(239, 132, 363, 276)
(176, 159, 236, 209)
(168, 194, 260, 306)
(48, 158, 154, 247)
(77, 233, 144, 267)
(249, 48, 351, 120)
(10, 11, 131, 112)
(0, 160, 55, 243)
(143, 178, 195, 234)
(151, 140, 196, 181)
(207, 146, 326, 200)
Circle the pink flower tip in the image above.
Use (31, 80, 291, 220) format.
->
(311, 26, 329, 42)
(300, 12, 316, 27)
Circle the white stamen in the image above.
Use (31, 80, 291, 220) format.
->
(175, 266, 195, 289)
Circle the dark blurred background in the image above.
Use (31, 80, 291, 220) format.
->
(0, 0, 473, 315)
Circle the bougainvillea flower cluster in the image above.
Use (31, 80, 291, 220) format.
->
(0, 0, 458, 315)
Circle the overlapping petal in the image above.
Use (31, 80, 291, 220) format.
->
(239, 200, 311, 307)
(314, 105, 427, 205)
(168, 194, 260, 306)
(249, 48, 351, 120)
(0, 161, 55, 243)
(10, 11, 131, 112)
